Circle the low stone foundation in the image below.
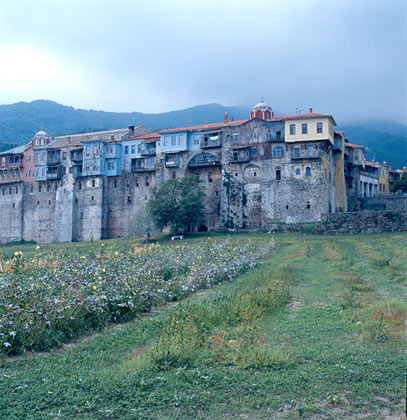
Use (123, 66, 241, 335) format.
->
(314, 210, 407, 235)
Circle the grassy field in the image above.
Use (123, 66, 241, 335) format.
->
(0, 233, 406, 419)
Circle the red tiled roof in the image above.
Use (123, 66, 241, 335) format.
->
(272, 112, 332, 121)
(364, 160, 379, 167)
(131, 132, 161, 140)
(345, 142, 365, 149)
(160, 119, 248, 134)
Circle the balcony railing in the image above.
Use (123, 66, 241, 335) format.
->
(0, 176, 22, 184)
(268, 135, 284, 142)
(200, 138, 221, 148)
(291, 150, 323, 160)
(140, 147, 156, 156)
(230, 147, 250, 163)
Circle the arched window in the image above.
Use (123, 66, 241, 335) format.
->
(305, 167, 311, 176)
(272, 146, 285, 158)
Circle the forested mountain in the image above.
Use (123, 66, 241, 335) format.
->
(0, 100, 406, 169)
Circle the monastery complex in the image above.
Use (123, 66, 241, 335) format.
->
(0, 100, 406, 244)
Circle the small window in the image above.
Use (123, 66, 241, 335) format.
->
(295, 168, 301, 176)
(293, 147, 301, 157)
(78, 182, 82, 190)
(171, 136, 176, 146)
(91, 195, 95, 201)
(48, 200, 51, 205)
(30, 185, 33, 193)
(272, 146, 285, 158)
(194, 135, 200, 145)
(145, 177, 149, 186)
(37, 200, 40, 205)
(131, 145, 136, 154)
(125, 146, 129, 154)
(135, 177, 139, 187)
(276, 131, 281, 140)
(251, 147, 257, 156)
(12, 202, 15, 208)
(276, 169, 281, 181)
(233, 133, 239, 144)
(208, 172, 213, 182)
(286, 204, 289, 209)
(234, 172, 238, 177)
(92, 179, 95, 187)
(317, 122, 323, 133)
(38, 185, 42, 192)
(178, 135, 184, 145)
(289, 124, 296, 135)
(302, 123, 308, 134)
(127, 196, 132, 204)
(306, 201, 311, 209)
(253, 171, 257, 177)
(114, 178, 118, 188)
(215, 191, 219, 196)
(305, 167, 311, 176)
(55, 183, 58, 190)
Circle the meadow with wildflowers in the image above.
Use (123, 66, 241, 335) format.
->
(0, 232, 405, 419)
(0, 237, 274, 356)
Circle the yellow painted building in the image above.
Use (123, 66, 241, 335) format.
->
(284, 112, 336, 145)
(378, 163, 389, 194)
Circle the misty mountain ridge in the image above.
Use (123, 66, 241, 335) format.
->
(0, 100, 406, 169)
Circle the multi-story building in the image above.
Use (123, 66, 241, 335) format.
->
(0, 100, 405, 244)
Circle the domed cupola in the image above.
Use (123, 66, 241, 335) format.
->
(32, 130, 50, 147)
(250, 99, 272, 121)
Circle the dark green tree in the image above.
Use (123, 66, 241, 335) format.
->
(390, 173, 407, 194)
(147, 175, 204, 233)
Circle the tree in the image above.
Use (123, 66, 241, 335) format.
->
(130, 205, 155, 241)
(391, 173, 407, 194)
(147, 175, 204, 233)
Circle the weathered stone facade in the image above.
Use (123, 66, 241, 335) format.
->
(0, 101, 404, 244)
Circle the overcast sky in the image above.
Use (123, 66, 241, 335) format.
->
(0, 0, 406, 124)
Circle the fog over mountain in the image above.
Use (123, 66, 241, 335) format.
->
(0, 1, 406, 123)
(0, 100, 406, 169)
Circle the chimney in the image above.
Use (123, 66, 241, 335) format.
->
(224, 112, 228, 124)
(309, 107, 313, 113)
(129, 125, 135, 137)
(230, 116, 234, 122)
